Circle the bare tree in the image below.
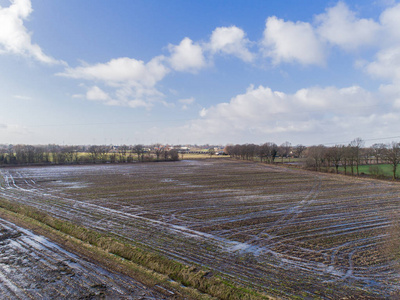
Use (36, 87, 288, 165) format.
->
(384, 142, 400, 180)
(64, 146, 77, 163)
(224, 145, 234, 158)
(208, 148, 215, 158)
(261, 142, 278, 163)
(242, 144, 257, 160)
(33, 146, 45, 163)
(118, 145, 129, 163)
(169, 149, 180, 161)
(47, 144, 61, 164)
(152, 144, 164, 161)
(133, 144, 144, 162)
(350, 138, 364, 176)
(327, 145, 342, 174)
(339, 146, 350, 175)
(98, 145, 110, 163)
(7, 145, 16, 164)
(0, 146, 6, 164)
(279, 141, 292, 163)
(294, 144, 306, 158)
(14, 145, 28, 164)
(88, 145, 100, 163)
(306, 145, 326, 171)
(371, 143, 386, 164)
(257, 144, 268, 162)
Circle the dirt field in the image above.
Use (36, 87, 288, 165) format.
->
(0, 217, 165, 299)
(1, 159, 399, 298)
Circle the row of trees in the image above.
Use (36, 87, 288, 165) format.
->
(306, 140, 400, 180)
(2, 139, 400, 179)
(224, 142, 306, 163)
(225, 139, 400, 180)
(0, 144, 179, 165)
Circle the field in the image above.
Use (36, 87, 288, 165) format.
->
(338, 164, 400, 178)
(0, 159, 399, 299)
(0, 215, 164, 299)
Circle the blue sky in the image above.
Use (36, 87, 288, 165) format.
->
(1, 0, 400, 146)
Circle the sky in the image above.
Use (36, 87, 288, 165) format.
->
(1, 0, 400, 146)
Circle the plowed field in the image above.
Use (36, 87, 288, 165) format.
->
(0, 217, 165, 299)
(1, 159, 399, 298)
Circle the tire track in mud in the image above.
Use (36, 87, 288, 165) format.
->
(0, 170, 381, 295)
(1, 163, 400, 298)
(0, 173, 281, 295)
(220, 172, 377, 288)
(266, 175, 322, 234)
(0, 169, 327, 297)
(0, 217, 165, 299)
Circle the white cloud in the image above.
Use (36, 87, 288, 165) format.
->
(360, 4, 400, 111)
(178, 97, 195, 104)
(380, 3, 400, 42)
(168, 37, 206, 72)
(58, 56, 169, 109)
(13, 94, 32, 100)
(172, 84, 382, 144)
(60, 56, 169, 87)
(315, 2, 380, 51)
(262, 16, 325, 65)
(0, 0, 61, 64)
(86, 86, 110, 101)
(208, 26, 254, 62)
(366, 46, 400, 81)
(178, 97, 195, 110)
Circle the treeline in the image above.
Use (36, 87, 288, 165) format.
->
(224, 142, 305, 163)
(0, 144, 180, 165)
(224, 138, 400, 180)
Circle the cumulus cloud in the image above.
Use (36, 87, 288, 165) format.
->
(208, 26, 254, 62)
(86, 86, 110, 101)
(353, 3, 400, 113)
(58, 1, 400, 116)
(380, 3, 400, 42)
(60, 56, 169, 87)
(364, 45, 400, 111)
(0, 0, 61, 64)
(315, 2, 380, 51)
(58, 56, 169, 109)
(168, 37, 206, 72)
(262, 16, 325, 65)
(260, 2, 399, 66)
(174, 84, 382, 144)
(366, 46, 400, 81)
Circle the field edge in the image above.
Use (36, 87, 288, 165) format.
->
(0, 197, 273, 300)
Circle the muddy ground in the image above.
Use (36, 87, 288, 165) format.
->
(0, 216, 166, 299)
(0, 159, 399, 299)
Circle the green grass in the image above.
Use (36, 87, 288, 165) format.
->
(338, 164, 400, 178)
(181, 153, 227, 159)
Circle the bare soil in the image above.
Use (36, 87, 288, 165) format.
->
(0, 216, 166, 299)
(1, 159, 399, 299)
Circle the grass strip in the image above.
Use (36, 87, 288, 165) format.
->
(0, 197, 272, 300)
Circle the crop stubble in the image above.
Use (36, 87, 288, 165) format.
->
(0, 159, 399, 298)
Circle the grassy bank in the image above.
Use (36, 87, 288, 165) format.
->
(0, 197, 270, 300)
